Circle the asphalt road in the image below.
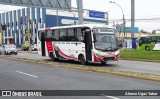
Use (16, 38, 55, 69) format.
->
(0, 57, 160, 99)
(10, 52, 160, 75)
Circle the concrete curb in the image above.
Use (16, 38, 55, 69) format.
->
(2, 56, 160, 82)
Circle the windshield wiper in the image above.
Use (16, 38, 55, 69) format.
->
(96, 48, 104, 51)
(103, 47, 112, 51)
(112, 47, 119, 51)
(103, 47, 119, 51)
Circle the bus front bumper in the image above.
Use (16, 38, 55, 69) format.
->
(94, 54, 119, 62)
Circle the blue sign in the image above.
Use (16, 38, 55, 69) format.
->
(125, 27, 139, 33)
(23, 17, 28, 24)
(132, 38, 137, 49)
(89, 11, 105, 18)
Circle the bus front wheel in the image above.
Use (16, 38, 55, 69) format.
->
(79, 55, 87, 65)
(101, 61, 106, 65)
(145, 46, 150, 51)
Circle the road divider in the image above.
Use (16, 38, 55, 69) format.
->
(1, 56, 160, 82)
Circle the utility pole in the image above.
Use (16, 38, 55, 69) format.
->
(77, 0, 83, 24)
(131, 0, 135, 38)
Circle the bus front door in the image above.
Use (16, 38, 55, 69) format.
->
(84, 28, 92, 61)
(41, 32, 46, 56)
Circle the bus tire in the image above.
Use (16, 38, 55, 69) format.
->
(145, 46, 150, 51)
(79, 55, 87, 65)
(50, 52, 55, 61)
(101, 61, 106, 65)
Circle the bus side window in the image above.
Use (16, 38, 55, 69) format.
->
(59, 29, 67, 41)
(53, 30, 60, 41)
(157, 36, 160, 43)
(46, 30, 53, 40)
(145, 37, 151, 43)
(68, 28, 76, 41)
(145, 37, 148, 43)
(76, 28, 83, 42)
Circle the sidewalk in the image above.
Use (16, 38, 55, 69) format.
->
(17, 48, 38, 54)
(13, 52, 49, 60)
(18, 50, 38, 54)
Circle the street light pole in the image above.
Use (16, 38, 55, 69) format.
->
(77, 0, 83, 24)
(109, 1, 126, 39)
(131, 0, 135, 39)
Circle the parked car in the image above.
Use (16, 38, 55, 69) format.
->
(21, 41, 29, 51)
(1, 44, 17, 55)
(0, 45, 3, 55)
(31, 44, 37, 51)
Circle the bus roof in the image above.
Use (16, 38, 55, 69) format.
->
(140, 34, 160, 38)
(149, 34, 160, 36)
(38, 24, 115, 31)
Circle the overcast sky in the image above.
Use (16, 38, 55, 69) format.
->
(1, 0, 160, 32)
(72, 0, 160, 32)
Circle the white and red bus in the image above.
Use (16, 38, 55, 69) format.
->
(37, 24, 119, 65)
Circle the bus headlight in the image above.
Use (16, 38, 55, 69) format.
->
(114, 50, 119, 55)
(95, 53, 101, 57)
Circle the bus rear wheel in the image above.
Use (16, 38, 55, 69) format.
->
(145, 46, 150, 51)
(50, 53, 56, 61)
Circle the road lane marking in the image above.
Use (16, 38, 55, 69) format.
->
(16, 71, 38, 78)
(100, 94, 120, 99)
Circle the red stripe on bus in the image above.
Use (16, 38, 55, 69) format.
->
(46, 41, 53, 55)
(93, 54, 103, 62)
(44, 28, 51, 30)
(56, 46, 78, 60)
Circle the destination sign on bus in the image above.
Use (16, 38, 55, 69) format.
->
(93, 28, 114, 34)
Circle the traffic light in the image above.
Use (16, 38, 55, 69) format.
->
(20, 17, 23, 24)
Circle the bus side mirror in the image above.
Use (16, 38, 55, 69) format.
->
(93, 34, 96, 43)
(136, 40, 139, 43)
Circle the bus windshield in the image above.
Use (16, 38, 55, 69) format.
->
(93, 33, 118, 51)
